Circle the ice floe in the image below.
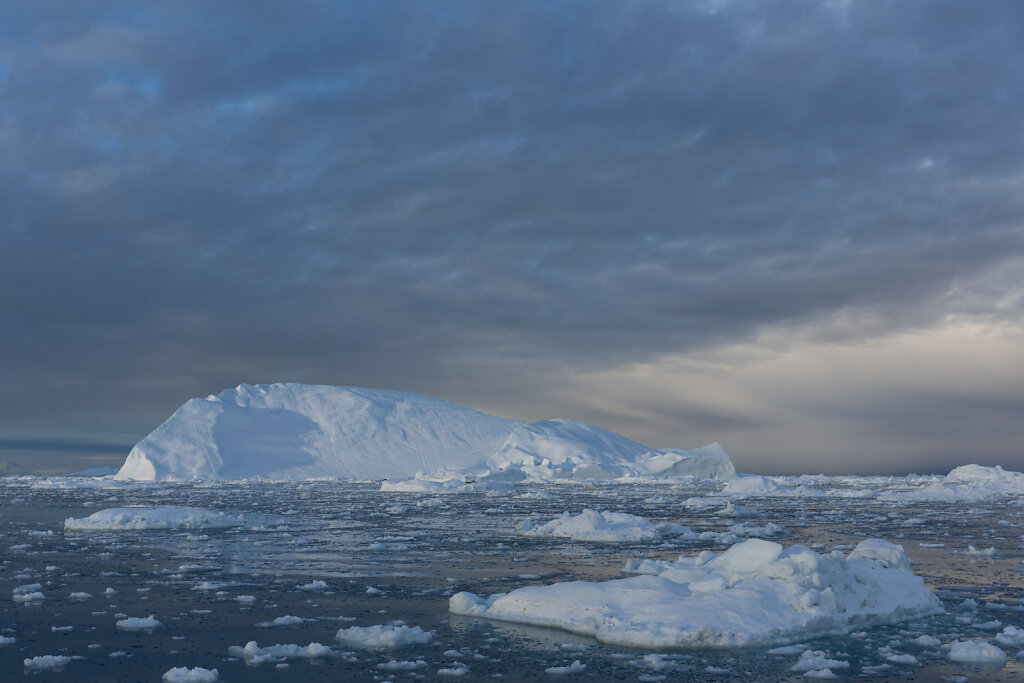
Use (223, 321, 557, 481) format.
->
(946, 639, 1007, 664)
(880, 464, 1024, 502)
(450, 538, 942, 648)
(23, 655, 75, 670)
(162, 666, 220, 682)
(228, 641, 335, 664)
(64, 506, 273, 531)
(116, 615, 161, 631)
(515, 509, 687, 543)
(335, 623, 434, 648)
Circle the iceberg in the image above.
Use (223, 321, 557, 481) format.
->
(449, 538, 943, 649)
(879, 464, 1024, 502)
(115, 383, 736, 482)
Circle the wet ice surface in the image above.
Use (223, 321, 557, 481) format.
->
(2, 475, 1024, 681)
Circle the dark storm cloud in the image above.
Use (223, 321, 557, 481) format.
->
(1, 1, 1022, 469)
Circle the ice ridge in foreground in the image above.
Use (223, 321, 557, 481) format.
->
(115, 383, 736, 482)
(450, 538, 942, 648)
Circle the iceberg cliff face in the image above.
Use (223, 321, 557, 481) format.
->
(115, 383, 736, 482)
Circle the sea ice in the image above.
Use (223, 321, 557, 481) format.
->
(65, 506, 266, 531)
(23, 655, 73, 670)
(996, 626, 1024, 647)
(12, 583, 44, 602)
(947, 639, 1007, 664)
(450, 538, 942, 648)
(228, 641, 335, 664)
(514, 509, 687, 543)
(116, 615, 161, 631)
(162, 666, 220, 682)
(335, 623, 434, 648)
(880, 465, 1024, 502)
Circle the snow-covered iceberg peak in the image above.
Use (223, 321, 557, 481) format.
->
(115, 383, 737, 483)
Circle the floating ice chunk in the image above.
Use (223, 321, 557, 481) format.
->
(162, 666, 220, 682)
(886, 653, 919, 665)
(297, 580, 329, 591)
(450, 538, 942, 649)
(23, 655, 73, 670)
(437, 663, 470, 676)
(847, 539, 911, 569)
(228, 641, 334, 664)
(0, 635, 16, 646)
(721, 475, 787, 497)
(69, 591, 92, 600)
(116, 615, 161, 631)
(947, 639, 1007, 664)
(803, 669, 837, 679)
(335, 624, 434, 648)
(515, 509, 688, 543)
(545, 659, 586, 674)
(257, 615, 308, 627)
(965, 545, 997, 557)
(880, 465, 1024, 502)
(377, 659, 428, 671)
(791, 651, 850, 672)
(996, 626, 1024, 647)
(64, 506, 270, 531)
(911, 634, 941, 647)
(12, 583, 45, 602)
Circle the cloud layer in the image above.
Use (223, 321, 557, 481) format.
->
(1, 1, 1022, 473)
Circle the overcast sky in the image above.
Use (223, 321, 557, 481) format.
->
(2, 1, 1022, 474)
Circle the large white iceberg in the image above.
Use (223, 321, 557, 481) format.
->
(449, 538, 942, 649)
(115, 384, 736, 482)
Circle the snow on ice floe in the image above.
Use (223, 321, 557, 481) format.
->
(64, 506, 278, 531)
(450, 538, 942, 648)
(114, 383, 736, 483)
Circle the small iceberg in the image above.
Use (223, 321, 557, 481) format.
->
(450, 538, 942, 648)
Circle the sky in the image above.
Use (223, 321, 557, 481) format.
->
(1, 1, 1022, 475)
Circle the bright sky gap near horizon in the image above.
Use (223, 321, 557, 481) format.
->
(1, 1, 1022, 475)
